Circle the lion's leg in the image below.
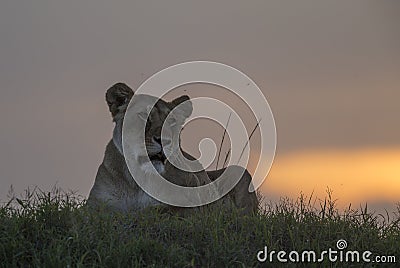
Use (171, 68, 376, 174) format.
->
(207, 165, 258, 215)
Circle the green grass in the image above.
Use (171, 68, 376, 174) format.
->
(0, 188, 399, 267)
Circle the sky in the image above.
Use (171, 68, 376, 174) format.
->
(0, 1, 399, 214)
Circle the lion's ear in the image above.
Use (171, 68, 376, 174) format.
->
(105, 83, 134, 119)
(169, 95, 193, 119)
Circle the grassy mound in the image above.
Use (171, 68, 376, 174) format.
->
(0, 189, 399, 267)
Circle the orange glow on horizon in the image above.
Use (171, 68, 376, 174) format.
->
(260, 148, 400, 208)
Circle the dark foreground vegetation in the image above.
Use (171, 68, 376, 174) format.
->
(0, 188, 399, 267)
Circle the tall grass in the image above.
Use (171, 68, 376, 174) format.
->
(0, 188, 399, 267)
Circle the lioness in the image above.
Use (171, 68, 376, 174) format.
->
(88, 83, 258, 214)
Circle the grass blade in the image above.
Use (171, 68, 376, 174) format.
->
(216, 113, 232, 170)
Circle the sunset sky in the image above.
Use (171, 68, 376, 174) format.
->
(0, 1, 399, 214)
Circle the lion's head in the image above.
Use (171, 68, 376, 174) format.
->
(106, 82, 192, 175)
